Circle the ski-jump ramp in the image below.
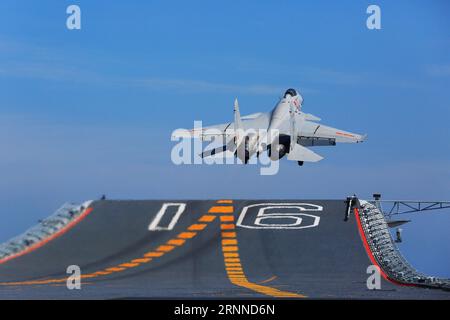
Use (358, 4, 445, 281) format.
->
(0, 199, 449, 299)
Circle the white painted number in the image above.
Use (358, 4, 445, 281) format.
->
(236, 203, 322, 229)
(148, 203, 186, 231)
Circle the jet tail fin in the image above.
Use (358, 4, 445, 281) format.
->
(233, 98, 245, 155)
(234, 98, 243, 132)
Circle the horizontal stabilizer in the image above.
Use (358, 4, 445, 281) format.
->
(287, 144, 323, 162)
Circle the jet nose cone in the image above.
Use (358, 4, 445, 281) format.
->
(284, 88, 297, 98)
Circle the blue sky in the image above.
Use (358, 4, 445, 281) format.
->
(0, 1, 449, 277)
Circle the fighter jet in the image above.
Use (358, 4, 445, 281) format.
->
(172, 88, 366, 166)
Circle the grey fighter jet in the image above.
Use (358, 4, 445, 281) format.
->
(172, 88, 366, 166)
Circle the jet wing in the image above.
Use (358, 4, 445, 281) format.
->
(278, 116, 366, 162)
(171, 112, 271, 142)
(172, 122, 233, 141)
(297, 121, 367, 144)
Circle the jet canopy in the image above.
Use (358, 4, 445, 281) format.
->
(284, 88, 297, 98)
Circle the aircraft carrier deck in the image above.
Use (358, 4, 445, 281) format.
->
(0, 199, 449, 299)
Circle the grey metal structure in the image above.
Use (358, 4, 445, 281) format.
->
(358, 200, 450, 290)
(369, 194, 450, 224)
(0, 201, 92, 261)
(378, 200, 450, 218)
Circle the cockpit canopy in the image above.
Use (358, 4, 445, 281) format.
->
(284, 88, 297, 98)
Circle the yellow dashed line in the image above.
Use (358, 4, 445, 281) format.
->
(93, 271, 112, 276)
(225, 265, 243, 269)
(220, 224, 235, 230)
(218, 206, 306, 298)
(227, 271, 244, 275)
(220, 215, 235, 222)
(209, 206, 234, 214)
(199, 215, 216, 222)
(11, 278, 65, 286)
(222, 246, 238, 252)
(226, 267, 243, 271)
(225, 263, 242, 267)
(222, 232, 237, 238)
(157, 245, 175, 252)
(167, 239, 185, 246)
(132, 258, 152, 263)
(120, 263, 140, 268)
(144, 251, 165, 258)
(178, 231, 197, 239)
(188, 224, 207, 231)
(217, 200, 233, 204)
(222, 239, 237, 245)
(106, 267, 125, 272)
